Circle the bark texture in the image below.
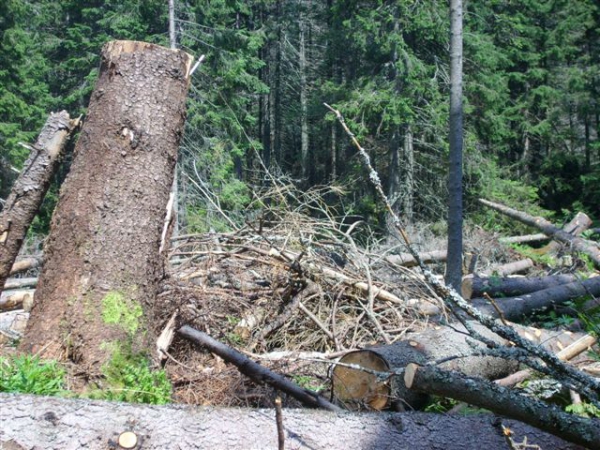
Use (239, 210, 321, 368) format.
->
(20, 41, 193, 374)
(404, 363, 600, 450)
(472, 276, 600, 321)
(0, 112, 79, 291)
(462, 273, 581, 300)
(0, 394, 584, 450)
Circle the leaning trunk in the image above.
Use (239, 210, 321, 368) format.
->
(20, 41, 193, 377)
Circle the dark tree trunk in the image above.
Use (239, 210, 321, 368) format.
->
(20, 41, 193, 376)
(462, 273, 581, 300)
(446, 0, 464, 290)
(0, 112, 79, 291)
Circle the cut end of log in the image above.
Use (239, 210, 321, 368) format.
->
(118, 431, 138, 449)
(332, 350, 390, 411)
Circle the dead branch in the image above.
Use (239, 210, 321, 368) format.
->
(178, 325, 343, 412)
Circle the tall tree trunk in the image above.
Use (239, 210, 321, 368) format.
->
(20, 41, 193, 377)
(402, 126, 414, 222)
(0, 112, 80, 291)
(446, 0, 464, 290)
(299, 6, 309, 181)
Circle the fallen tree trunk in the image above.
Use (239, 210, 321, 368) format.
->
(331, 321, 584, 411)
(542, 212, 592, 255)
(3, 277, 37, 290)
(385, 250, 447, 267)
(0, 394, 583, 450)
(462, 273, 580, 300)
(404, 363, 600, 450)
(178, 325, 343, 412)
(0, 289, 34, 312)
(471, 276, 600, 321)
(9, 256, 42, 276)
(499, 233, 549, 245)
(477, 258, 534, 277)
(479, 199, 600, 268)
(0, 112, 80, 292)
(20, 41, 194, 374)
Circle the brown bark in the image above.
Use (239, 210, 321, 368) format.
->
(0, 394, 583, 450)
(462, 273, 581, 300)
(479, 199, 600, 267)
(404, 363, 600, 450)
(331, 321, 581, 411)
(472, 276, 600, 321)
(0, 112, 80, 291)
(178, 325, 343, 412)
(20, 41, 193, 375)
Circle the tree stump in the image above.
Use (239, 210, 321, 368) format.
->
(20, 41, 193, 378)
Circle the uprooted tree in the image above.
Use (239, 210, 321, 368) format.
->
(19, 41, 193, 377)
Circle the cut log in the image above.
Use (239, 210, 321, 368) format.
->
(9, 256, 42, 276)
(0, 112, 80, 291)
(499, 233, 549, 245)
(542, 211, 592, 254)
(20, 41, 194, 375)
(385, 250, 447, 267)
(404, 363, 600, 450)
(471, 276, 600, 321)
(0, 394, 583, 450)
(331, 321, 582, 411)
(479, 199, 600, 267)
(0, 289, 34, 312)
(3, 277, 37, 290)
(477, 258, 534, 277)
(462, 273, 580, 300)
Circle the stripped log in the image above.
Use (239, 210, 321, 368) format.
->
(385, 250, 447, 267)
(499, 234, 549, 245)
(404, 363, 600, 450)
(0, 289, 34, 312)
(0, 112, 80, 291)
(0, 394, 583, 450)
(9, 256, 42, 276)
(331, 321, 583, 411)
(471, 276, 600, 321)
(462, 273, 580, 300)
(3, 277, 37, 290)
(479, 199, 600, 268)
(478, 258, 534, 277)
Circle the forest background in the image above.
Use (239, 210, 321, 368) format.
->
(1, 0, 599, 237)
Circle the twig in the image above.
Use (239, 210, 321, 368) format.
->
(275, 395, 285, 450)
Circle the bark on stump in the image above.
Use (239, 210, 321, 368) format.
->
(0, 112, 79, 291)
(20, 41, 193, 376)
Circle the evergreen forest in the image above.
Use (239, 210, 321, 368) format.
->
(1, 0, 599, 234)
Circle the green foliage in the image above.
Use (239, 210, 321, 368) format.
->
(292, 375, 326, 392)
(566, 402, 600, 419)
(90, 343, 171, 405)
(538, 153, 583, 213)
(510, 243, 556, 266)
(0, 355, 66, 395)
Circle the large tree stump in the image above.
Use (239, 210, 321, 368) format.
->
(20, 41, 193, 377)
(0, 112, 79, 291)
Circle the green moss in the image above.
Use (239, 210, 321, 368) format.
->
(101, 291, 143, 336)
(90, 341, 172, 405)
